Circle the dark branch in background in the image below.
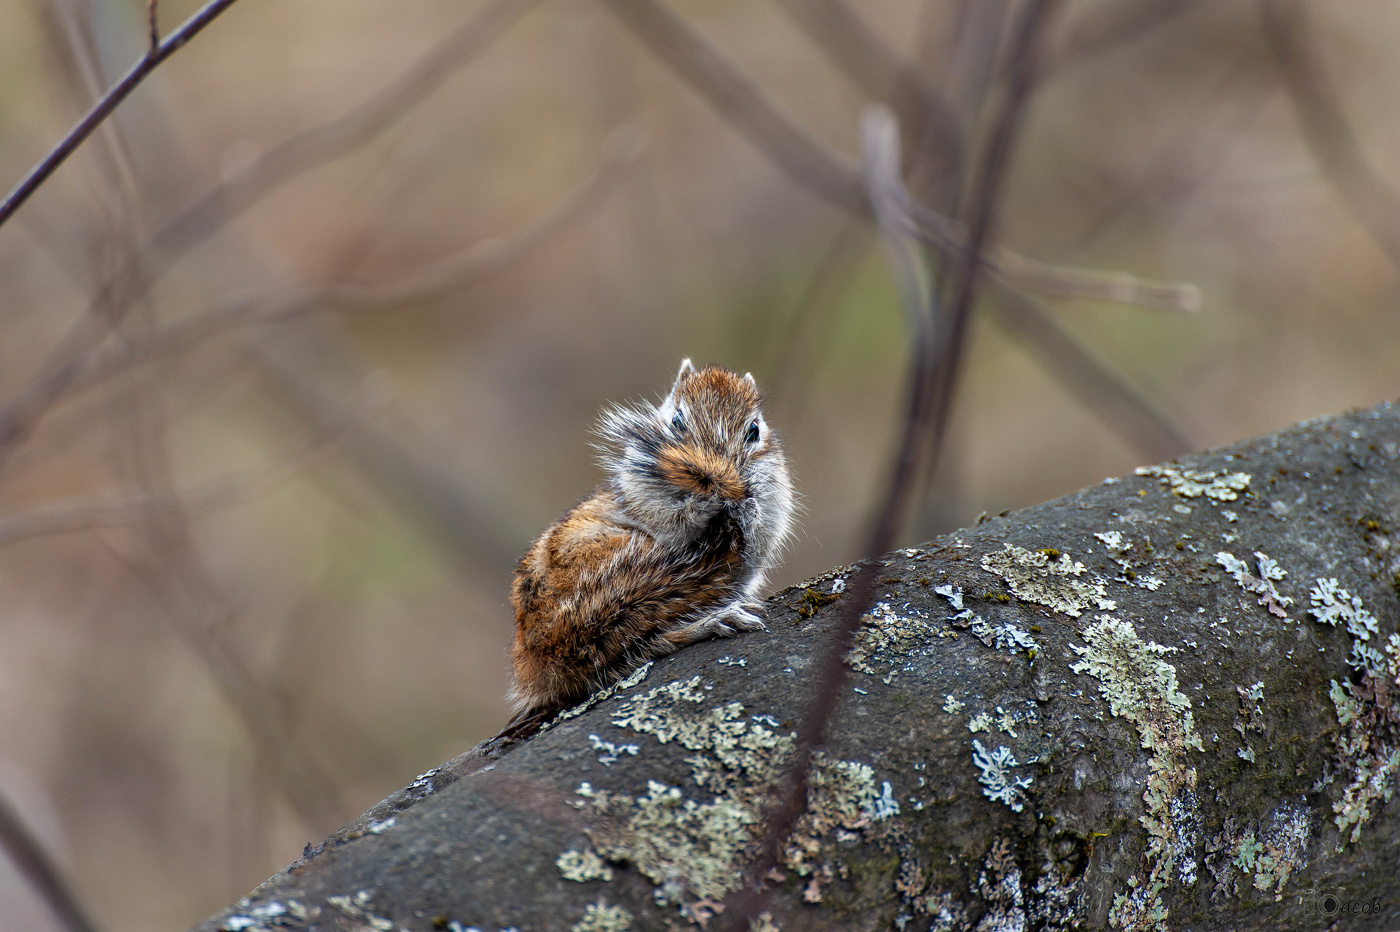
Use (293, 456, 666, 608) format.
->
(600, 0, 1194, 467)
(985, 281, 1191, 461)
(729, 3, 1063, 922)
(242, 328, 526, 583)
(1063, 63, 1268, 253)
(598, 0, 1197, 315)
(147, 0, 547, 257)
(0, 125, 633, 582)
(63, 125, 643, 401)
(598, 0, 867, 211)
(146, 0, 159, 55)
(927, 0, 1063, 462)
(0, 0, 242, 231)
(0, 0, 547, 478)
(726, 103, 935, 931)
(1045, 0, 1197, 74)
(0, 421, 347, 548)
(1259, 0, 1400, 272)
(0, 794, 100, 932)
(774, 0, 964, 185)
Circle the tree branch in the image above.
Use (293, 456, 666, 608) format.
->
(0, 794, 99, 932)
(193, 400, 1400, 932)
(1258, 0, 1400, 272)
(0, 0, 243, 231)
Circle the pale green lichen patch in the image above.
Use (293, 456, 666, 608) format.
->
(1071, 616, 1203, 931)
(1208, 805, 1311, 902)
(1307, 579, 1400, 847)
(787, 753, 898, 879)
(578, 779, 757, 907)
(553, 662, 656, 726)
(980, 544, 1115, 617)
(1310, 578, 1384, 674)
(1250, 806, 1311, 898)
(1216, 552, 1293, 618)
(1327, 658, 1400, 847)
(571, 899, 632, 932)
(325, 891, 394, 931)
(970, 739, 1032, 812)
(1135, 464, 1250, 501)
(845, 601, 940, 682)
(578, 676, 898, 922)
(558, 848, 615, 882)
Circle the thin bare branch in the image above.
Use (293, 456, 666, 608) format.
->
(99, 420, 356, 832)
(147, 0, 547, 257)
(985, 280, 1192, 461)
(0, 794, 100, 932)
(929, 0, 1063, 460)
(0, 420, 350, 547)
(0, 0, 546, 478)
(241, 325, 524, 581)
(62, 126, 640, 402)
(1064, 63, 1268, 252)
(732, 6, 1063, 917)
(597, 0, 1200, 312)
(1046, 0, 1197, 74)
(147, 0, 160, 55)
(775, 0, 963, 182)
(598, 0, 868, 211)
(1259, 0, 1400, 271)
(0, 0, 242, 231)
(728, 105, 941, 930)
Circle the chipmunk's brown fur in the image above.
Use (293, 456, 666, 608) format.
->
(508, 359, 795, 717)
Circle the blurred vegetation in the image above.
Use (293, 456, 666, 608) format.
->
(0, 0, 1398, 929)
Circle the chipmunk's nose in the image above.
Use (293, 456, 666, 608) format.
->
(658, 448, 746, 501)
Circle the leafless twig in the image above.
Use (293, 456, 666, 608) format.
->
(727, 104, 936, 931)
(0, 0, 242, 231)
(0, 793, 100, 932)
(55, 126, 640, 411)
(928, 0, 1064, 465)
(986, 281, 1191, 461)
(1046, 0, 1197, 74)
(728, 2, 1063, 920)
(147, 0, 160, 55)
(598, 0, 1199, 313)
(0, 417, 351, 548)
(1259, 0, 1400, 271)
(775, 0, 963, 184)
(0, 0, 546, 479)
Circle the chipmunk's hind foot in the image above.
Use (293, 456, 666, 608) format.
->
(663, 600, 767, 647)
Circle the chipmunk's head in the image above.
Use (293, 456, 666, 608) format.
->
(599, 358, 794, 555)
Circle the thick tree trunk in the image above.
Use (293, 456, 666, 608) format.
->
(197, 403, 1400, 932)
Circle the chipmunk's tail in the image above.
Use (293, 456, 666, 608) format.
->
(494, 704, 555, 743)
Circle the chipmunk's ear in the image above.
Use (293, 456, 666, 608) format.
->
(743, 372, 756, 389)
(670, 358, 695, 395)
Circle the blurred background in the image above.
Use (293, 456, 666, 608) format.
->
(0, 0, 1397, 928)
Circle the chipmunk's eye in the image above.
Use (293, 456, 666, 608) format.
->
(672, 411, 686, 432)
(745, 421, 760, 444)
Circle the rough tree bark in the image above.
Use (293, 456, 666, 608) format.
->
(196, 403, 1400, 932)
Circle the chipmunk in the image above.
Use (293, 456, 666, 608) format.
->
(508, 359, 795, 720)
